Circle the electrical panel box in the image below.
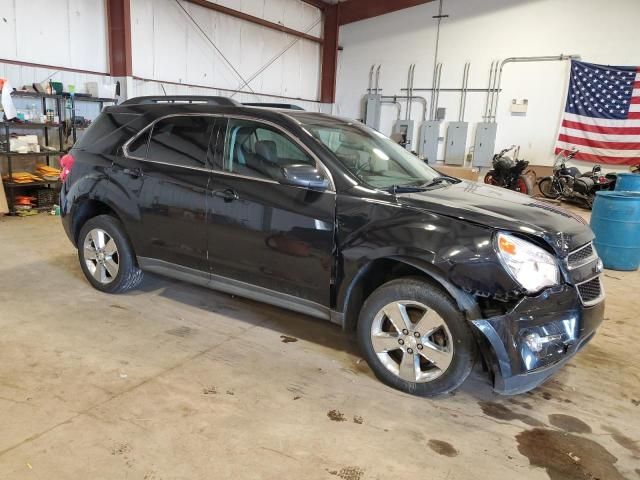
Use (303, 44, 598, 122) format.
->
(418, 121, 440, 163)
(363, 94, 382, 130)
(473, 122, 498, 167)
(444, 122, 468, 166)
(510, 99, 528, 114)
(394, 120, 415, 150)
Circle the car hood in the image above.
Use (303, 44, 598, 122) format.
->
(398, 181, 593, 254)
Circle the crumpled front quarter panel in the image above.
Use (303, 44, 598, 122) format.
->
(336, 191, 519, 300)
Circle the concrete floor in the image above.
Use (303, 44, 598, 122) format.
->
(0, 211, 638, 480)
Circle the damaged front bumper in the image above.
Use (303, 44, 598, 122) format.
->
(471, 283, 604, 395)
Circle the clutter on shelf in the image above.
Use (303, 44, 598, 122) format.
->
(9, 134, 40, 153)
(1, 76, 117, 215)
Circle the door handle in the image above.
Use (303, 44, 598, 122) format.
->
(213, 188, 239, 202)
(123, 167, 143, 178)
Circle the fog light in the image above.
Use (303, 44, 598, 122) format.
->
(523, 332, 564, 353)
(524, 333, 544, 353)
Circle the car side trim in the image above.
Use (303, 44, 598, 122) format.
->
(137, 257, 336, 322)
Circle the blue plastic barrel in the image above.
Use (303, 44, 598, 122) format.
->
(615, 172, 640, 192)
(590, 191, 640, 271)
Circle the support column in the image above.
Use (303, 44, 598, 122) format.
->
(106, 0, 133, 77)
(320, 4, 339, 104)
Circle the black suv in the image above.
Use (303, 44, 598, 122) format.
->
(60, 96, 605, 397)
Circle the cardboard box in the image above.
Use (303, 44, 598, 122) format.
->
(433, 165, 481, 182)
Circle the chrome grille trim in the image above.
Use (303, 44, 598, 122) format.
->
(567, 242, 598, 270)
(576, 276, 605, 307)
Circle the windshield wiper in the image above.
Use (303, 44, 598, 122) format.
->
(421, 176, 460, 188)
(387, 184, 428, 194)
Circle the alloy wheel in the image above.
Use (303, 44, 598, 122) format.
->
(83, 228, 119, 284)
(370, 300, 454, 383)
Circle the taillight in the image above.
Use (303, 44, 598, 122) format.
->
(59, 153, 75, 182)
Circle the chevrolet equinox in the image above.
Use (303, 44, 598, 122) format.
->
(60, 96, 605, 397)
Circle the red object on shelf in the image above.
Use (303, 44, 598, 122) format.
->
(15, 196, 36, 206)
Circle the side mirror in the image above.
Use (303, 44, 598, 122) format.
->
(281, 164, 330, 191)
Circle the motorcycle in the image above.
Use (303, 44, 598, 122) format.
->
(484, 145, 535, 195)
(602, 162, 640, 190)
(538, 149, 613, 209)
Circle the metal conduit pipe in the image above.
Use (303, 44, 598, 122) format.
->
(490, 54, 581, 121)
(403, 87, 498, 93)
(381, 99, 402, 120)
(432, 63, 443, 120)
(458, 62, 470, 121)
(484, 61, 497, 121)
(413, 97, 428, 121)
(405, 64, 416, 120)
(488, 61, 500, 122)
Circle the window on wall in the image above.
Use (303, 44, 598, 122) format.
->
(146, 116, 213, 168)
(223, 118, 315, 181)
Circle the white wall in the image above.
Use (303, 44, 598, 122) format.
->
(130, 0, 322, 102)
(335, 0, 640, 170)
(0, 0, 323, 109)
(0, 0, 108, 74)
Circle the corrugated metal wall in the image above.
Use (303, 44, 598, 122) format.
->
(131, 0, 322, 102)
(0, 0, 323, 107)
(0, 0, 109, 73)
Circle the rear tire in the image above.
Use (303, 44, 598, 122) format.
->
(539, 177, 561, 199)
(78, 215, 143, 293)
(585, 195, 595, 210)
(357, 277, 477, 397)
(516, 175, 535, 195)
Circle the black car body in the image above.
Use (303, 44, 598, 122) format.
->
(61, 96, 605, 396)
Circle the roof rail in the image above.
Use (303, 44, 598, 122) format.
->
(120, 95, 241, 106)
(243, 102, 305, 111)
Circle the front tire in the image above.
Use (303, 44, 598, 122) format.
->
(357, 278, 477, 397)
(484, 171, 499, 186)
(78, 215, 143, 293)
(538, 177, 561, 199)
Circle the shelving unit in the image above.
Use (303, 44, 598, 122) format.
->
(0, 91, 116, 214)
(1, 92, 65, 214)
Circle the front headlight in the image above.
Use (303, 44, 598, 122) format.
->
(496, 232, 560, 293)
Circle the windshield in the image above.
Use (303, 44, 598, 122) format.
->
(305, 122, 441, 189)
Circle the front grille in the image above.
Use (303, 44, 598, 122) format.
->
(568, 243, 595, 268)
(577, 277, 603, 306)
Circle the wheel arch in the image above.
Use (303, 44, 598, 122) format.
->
(339, 256, 480, 332)
(70, 197, 125, 246)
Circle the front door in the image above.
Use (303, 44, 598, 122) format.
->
(110, 114, 215, 272)
(206, 117, 335, 307)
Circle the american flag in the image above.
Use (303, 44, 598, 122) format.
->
(556, 60, 640, 165)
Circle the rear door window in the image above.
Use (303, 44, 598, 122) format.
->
(146, 116, 214, 169)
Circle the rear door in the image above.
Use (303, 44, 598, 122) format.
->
(206, 116, 336, 307)
(111, 114, 215, 272)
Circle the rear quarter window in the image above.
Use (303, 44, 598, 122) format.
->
(74, 112, 146, 155)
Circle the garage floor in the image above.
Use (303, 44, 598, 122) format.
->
(0, 211, 638, 480)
